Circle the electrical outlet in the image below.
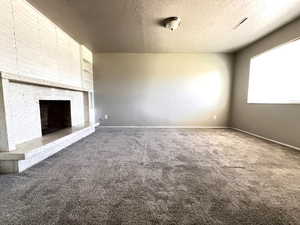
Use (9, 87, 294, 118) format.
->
(104, 114, 109, 120)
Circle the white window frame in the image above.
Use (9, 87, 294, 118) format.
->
(247, 37, 300, 104)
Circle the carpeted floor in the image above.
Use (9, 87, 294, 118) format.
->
(0, 128, 300, 225)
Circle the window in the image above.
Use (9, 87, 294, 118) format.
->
(248, 38, 300, 104)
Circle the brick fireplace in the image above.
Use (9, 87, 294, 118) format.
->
(0, 72, 95, 173)
(0, 0, 95, 173)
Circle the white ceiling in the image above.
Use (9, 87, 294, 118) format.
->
(27, 0, 300, 53)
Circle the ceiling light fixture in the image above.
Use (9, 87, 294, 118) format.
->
(233, 17, 248, 29)
(164, 17, 181, 31)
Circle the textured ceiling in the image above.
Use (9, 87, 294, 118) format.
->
(27, 0, 300, 53)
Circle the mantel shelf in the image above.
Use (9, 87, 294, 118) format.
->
(0, 72, 91, 93)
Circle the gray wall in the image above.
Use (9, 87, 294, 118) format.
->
(94, 53, 233, 126)
(231, 18, 300, 148)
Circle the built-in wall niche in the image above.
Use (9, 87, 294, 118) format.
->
(81, 45, 93, 90)
(39, 100, 72, 135)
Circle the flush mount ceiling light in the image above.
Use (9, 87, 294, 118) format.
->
(164, 17, 181, 31)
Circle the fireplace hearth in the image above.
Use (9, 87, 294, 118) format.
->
(39, 100, 72, 135)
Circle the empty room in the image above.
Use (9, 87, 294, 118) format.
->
(0, 0, 300, 224)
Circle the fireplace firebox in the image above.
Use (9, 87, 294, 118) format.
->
(39, 100, 72, 135)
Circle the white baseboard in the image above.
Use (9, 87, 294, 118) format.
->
(231, 127, 300, 151)
(99, 126, 229, 129)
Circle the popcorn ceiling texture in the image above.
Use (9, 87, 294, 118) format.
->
(8, 82, 87, 145)
(26, 0, 300, 52)
(0, 128, 299, 225)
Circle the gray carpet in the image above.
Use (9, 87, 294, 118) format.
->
(0, 128, 300, 225)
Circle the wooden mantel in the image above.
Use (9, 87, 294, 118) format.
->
(0, 72, 90, 93)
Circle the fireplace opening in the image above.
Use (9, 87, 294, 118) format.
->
(39, 100, 72, 135)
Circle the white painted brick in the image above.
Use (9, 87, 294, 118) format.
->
(0, 0, 17, 74)
(8, 82, 86, 145)
(0, 0, 92, 90)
